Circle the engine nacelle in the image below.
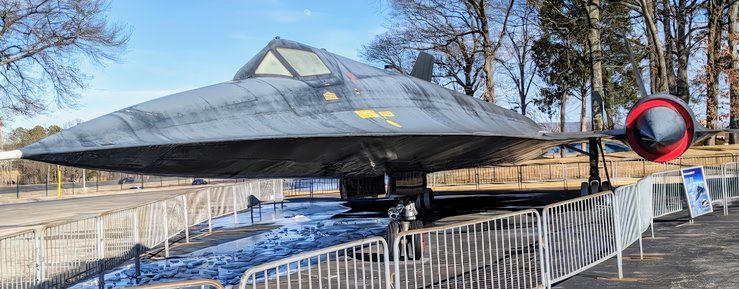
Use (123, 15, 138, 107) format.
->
(625, 94, 696, 162)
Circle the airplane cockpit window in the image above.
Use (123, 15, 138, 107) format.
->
(276, 48, 331, 76)
(255, 51, 293, 76)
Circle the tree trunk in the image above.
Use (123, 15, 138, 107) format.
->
(705, 0, 723, 145)
(730, 0, 739, 144)
(641, 0, 670, 93)
(476, 0, 497, 104)
(0, 116, 3, 152)
(662, 0, 677, 94)
(674, 0, 690, 103)
(583, 0, 605, 131)
(561, 87, 569, 158)
(580, 84, 588, 151)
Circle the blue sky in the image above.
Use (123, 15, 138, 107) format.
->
(8, 0, 388, 128)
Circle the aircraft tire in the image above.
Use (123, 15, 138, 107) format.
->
(580, 182, 589, 196)
(602, 181, 611, 191)
(387, 221, 401, 260)
(421, 189, 434, 210)
(405, 220, 424, 260)
(589, 181, 600, 194)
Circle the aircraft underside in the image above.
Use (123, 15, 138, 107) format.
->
(25, 135, 567, 179)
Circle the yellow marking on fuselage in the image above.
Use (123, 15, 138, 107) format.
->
(378, 111, 395, 117)
(355, 109, 380, 119)
(385, 119, 403, 128)
(323, 91, 338, 100)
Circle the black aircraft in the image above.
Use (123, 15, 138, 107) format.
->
(0, 38, 721, 240)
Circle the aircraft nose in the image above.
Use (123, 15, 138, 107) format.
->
(635, 106, 687, 154)
(19, 81, 265, 162)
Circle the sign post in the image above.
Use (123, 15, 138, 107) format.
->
(680, 166, 714, 219)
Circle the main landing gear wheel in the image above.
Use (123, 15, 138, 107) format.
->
(580, 182, 589, 196)
(404, 220, 424, 260)
(422, 189, 434, 210)
(387, 221, 401, 259)
(385, 199, 423, 261)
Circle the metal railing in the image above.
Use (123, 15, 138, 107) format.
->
(233, 162, 739, 289)
(0, 180, 284, 289)
(392, 210, 544, 289)
(239, 237, 391, 289)
(282, 178, 339, 198)
(541, 192, 622, 284)
(428, 154, 738, 188)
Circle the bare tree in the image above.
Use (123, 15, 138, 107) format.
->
(499, 3, 538, 115)
(672, 0, 703, 103)
(704, 0, 726, 145)
(0, 0, 129, 117)
(462, 0, 515, 103)
(581, 0, 606, 130)
(360, 31, 416, 73)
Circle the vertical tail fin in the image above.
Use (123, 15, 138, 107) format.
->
(410, 52, 434, 82)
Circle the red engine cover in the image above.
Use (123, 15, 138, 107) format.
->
(625, 98, 694, 162)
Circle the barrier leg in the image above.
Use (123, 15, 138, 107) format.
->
(182, 195, 190, 243)
(612, 195, 624, 279)
(722, 166, 729, 216)
(135, 246, 141, 283)
(206, 191, 212, 233)
(163, 201, 169, 258)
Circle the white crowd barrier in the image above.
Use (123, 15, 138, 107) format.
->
(392, 210, 544, 289)
(542, 192, 622, 284)
(5, 161, 739, 289)
(239, 237, 391, 289)
(428, 154, 737, 187)
(233, 162, 739, 289)
(0, 180, 283, 289)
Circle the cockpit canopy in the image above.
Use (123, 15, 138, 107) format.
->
(234, 39, 336, 82)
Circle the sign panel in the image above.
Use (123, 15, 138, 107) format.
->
(680, 166, 713, 218)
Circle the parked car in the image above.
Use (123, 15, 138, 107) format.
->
(118, 177, 135, 184)
(129, 186, 143, 190)
(192, 178, 208, 185)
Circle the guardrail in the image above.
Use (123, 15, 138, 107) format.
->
(239, 237, 391, 289)
(428, 154, 738, 188)
(4, 160, 739, 289)
(0, 180, 283, 289)
(231, 162, 739, 289)
(392, 209, 544, 289)
(542, 192, 622, 284)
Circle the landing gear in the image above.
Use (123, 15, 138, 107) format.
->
(576, 138, 614, 195)
(385, 198, 424, 260)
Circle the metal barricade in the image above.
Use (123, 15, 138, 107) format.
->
(613, 177, 653, 256)
(542, 192, 621, 285)
(239, 237, 391, 289)
(651, 170, 684, 218)
(722, 162, 739, 203)
(0, 229, 38, 289)
(392, 210, 545, 289)
(0, 180, 285, 289)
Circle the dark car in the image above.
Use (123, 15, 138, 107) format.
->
(118, 177, 135, 184)
(192, 178, 208, 185)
